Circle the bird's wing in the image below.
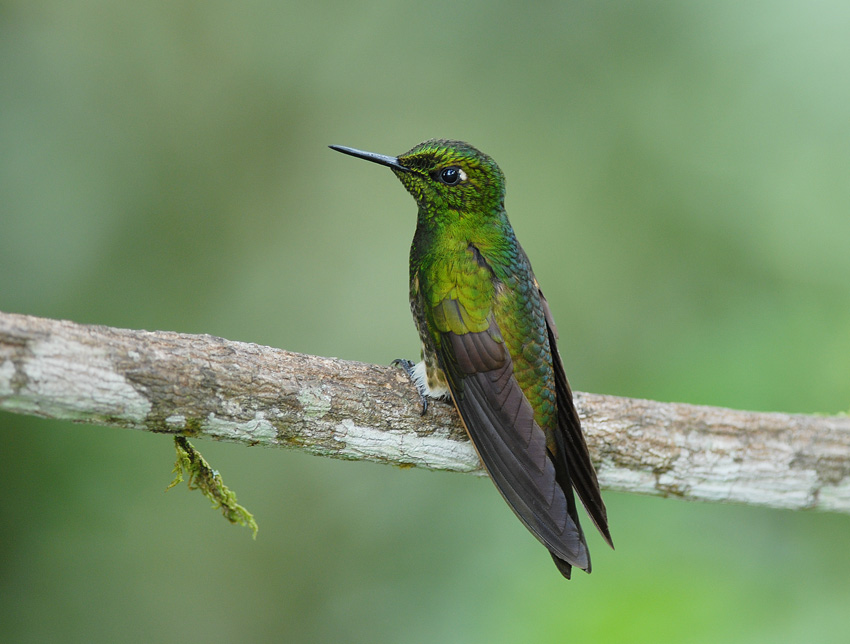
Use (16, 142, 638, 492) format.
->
(429, 296, 591, 573)
(537, 287, 613, 549)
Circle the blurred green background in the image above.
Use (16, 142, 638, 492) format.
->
(2, 1, 849, 642)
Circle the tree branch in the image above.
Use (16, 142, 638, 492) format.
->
(1, 310, 848, 513)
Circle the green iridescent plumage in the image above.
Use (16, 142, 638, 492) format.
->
(330, 139, 612, 578)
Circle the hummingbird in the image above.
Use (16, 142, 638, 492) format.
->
(330, 139, 612, 578)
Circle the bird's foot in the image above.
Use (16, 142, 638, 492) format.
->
(392, 358, 430, 415)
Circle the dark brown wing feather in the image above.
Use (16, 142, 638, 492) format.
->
(438, 328, 591, 571)
(538, 292, 614, 549)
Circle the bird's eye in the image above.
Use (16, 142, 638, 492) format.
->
(436, 166, 466, 186)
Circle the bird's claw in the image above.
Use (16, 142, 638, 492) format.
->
(392, 358, 429, 415)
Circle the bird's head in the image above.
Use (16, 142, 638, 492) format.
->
(330, 139, 506, 219)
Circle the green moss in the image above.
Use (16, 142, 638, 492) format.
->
(182, 417, 203, 437)
(166, 436, 258, 538)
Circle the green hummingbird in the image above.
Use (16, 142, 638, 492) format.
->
(330, 139, 612, 578)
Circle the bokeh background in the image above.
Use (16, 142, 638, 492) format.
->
(2, 1, 849, 642)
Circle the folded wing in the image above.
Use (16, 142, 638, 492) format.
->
(437, 324, 591, 573)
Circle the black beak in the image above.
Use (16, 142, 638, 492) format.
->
(329, 144, 410, 172)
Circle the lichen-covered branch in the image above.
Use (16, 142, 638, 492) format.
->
(1, 310, 849, 513)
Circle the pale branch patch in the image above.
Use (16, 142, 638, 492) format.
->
(1, 310, 849, 513)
